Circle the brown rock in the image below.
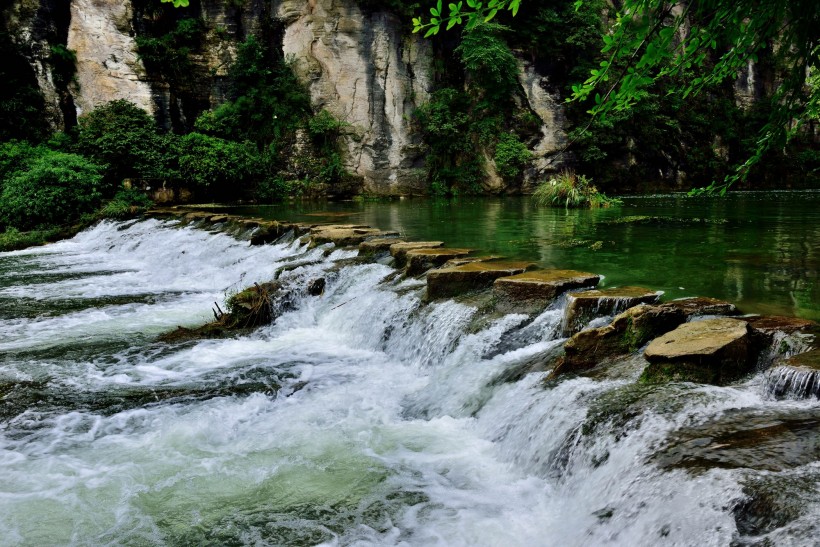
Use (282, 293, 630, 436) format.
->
(426, 261, 537, 300)
(562, 286, 661, 336)
(311, 227, 399, 247)
(358, 237, 405, 256)
(405, 248, 473, 276)
(389, 241, 444, 267)
(494, 269, 600, 311)
(250, 221, 290, 245)
(641, 317, 753, 384)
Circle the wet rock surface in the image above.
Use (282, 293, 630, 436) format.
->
(405, 248, 473, 276)
(554, 297, 739, 377)
(389, 241, 444, 267)
(493, 270, 600, 312)
(766, 348, 820, 399)
(310, 225, 398, 247)
(562, 286, 661, 336)
(358, 237, 405, 256)
(426, 261, 536, 300)
(642, 317, 753, 384)
(656, 407, 820, 472)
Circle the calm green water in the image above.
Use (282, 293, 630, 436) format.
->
(219, 191, 819, 320)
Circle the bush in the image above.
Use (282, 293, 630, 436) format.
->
(533, 171, 621, 208)
(0, 150, 104, 230)
(98, 187, 154, 219)
(76, 100, 178, 188)
(178, 133, 259, 197)
(456, 23, 520, 100)
(494, 133, 532, 180)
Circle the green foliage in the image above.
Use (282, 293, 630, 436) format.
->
(415, 88, 485, 195)
(76, 100, 178, 188)
(178, 133, 259, 196)
(135, 17, 203, 78)
(455, 23, 520, 99)
(0, 227, 60, 253)
(0, 141, 42, 185)
(533, 170, 620, 208)
(0, 149, 104, 230)
(0, 32, 49, 142)
(49, 44, 77, 86)
(205, 37, 311, 145)
(98, 188, 154, 219)
(493, 133, 531, 179)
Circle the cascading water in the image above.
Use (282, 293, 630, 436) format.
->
(1, 219, 819, 546)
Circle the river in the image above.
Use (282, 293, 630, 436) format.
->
(0, 192, 818, 545)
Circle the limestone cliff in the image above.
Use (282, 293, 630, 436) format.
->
(276, 0, 433, 194)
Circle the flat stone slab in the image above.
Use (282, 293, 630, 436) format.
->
(443, 255, 503, 268)
(311, 227, 399, 247)
(405, 248, 473, 276)
(745, 315, 818, 337)
(641, 317, 753, 385)
(426, 261, 537, 300)
(389, 241, 444, 267)
(494, 269, 600, 310)
(358, 237, 405, 256)
(562, 286, 661, 335)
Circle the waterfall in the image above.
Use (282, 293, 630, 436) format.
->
(1, 219, 819, 546)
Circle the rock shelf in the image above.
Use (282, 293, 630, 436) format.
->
(147, 207, 818, 390)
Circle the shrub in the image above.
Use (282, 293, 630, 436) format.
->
(0, 150, 104, 230)
(76, 100, 178, 189)
(178, 133, 259, 197)
(533, 171, 621, 209)
(98, 187, 154, 219)
(456, 23, 520, 100)
(494, 133, 532, 180)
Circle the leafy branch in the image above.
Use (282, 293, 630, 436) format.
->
(412, 0, 521, 36)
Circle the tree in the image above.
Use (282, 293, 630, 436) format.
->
(414, 0, 820, 193)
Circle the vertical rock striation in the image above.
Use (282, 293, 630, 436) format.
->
(67, 0, 154, 118)
(277, 0, 433, 194)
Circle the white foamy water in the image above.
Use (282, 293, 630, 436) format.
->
(1, 220, 818, 546)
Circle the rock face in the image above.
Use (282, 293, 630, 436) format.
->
(494, 269, 600, 312)
(642, 317, 754, 385)
(277, 0, 433, 194)
(553, 297, 737, 378)
(67, 0, 154, 118)
(562, 286, 661, 335)
(518, 60, 571, 189)
(426, 261, 536, 300)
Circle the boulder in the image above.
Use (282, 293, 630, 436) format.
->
(426, 261, 536, 300)
(405, 248, 473, 276)
(494, 269, 600, 312)
(250, 221, 290, 245)
(358, 237, 405, 257)
(389, 241, 444, 267)
(765, 348, 820, 399)
(641, 317, 754, 384)
(553, 297, 739, 377)
(562, 286, 661, 335)
(307, 278, 326, 296)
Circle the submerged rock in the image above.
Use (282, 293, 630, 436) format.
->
(765, 349, 820, 399)
(641, 317, 753, 384)
(389, 241, 444, 267)
(426, 261, 536, 300)
(405, 248, 473, 276)
(562, 286, 661, 335)
(554, 297, 738, 377)
(493, 269, 600, 312)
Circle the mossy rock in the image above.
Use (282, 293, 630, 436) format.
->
(426, 261, 537, 300)
(641, 318, 753, 385)
(562, 286, 661, 336)
(493, 269, 600, 313)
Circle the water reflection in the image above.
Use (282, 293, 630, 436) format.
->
(219, 191, 819, 319)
